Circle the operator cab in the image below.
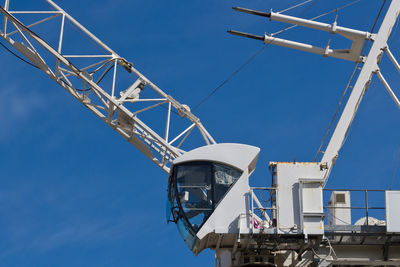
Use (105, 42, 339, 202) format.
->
(167, 143, 260, 253)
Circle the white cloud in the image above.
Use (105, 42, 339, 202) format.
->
(0, 84, 45, 140)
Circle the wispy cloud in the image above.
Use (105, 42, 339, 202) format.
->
(0, 178, 156, 258)
(0, 209, 153, 257)
(31, 212, 151, 253)
(0, 84, 45, 140)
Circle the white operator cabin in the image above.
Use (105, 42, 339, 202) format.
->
(167, 143, 259, 253)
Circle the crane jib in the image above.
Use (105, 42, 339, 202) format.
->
(0, 2, 216, 173)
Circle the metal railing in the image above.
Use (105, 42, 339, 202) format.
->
(323, 189, 386, 226)
(249, 187, 277, 232)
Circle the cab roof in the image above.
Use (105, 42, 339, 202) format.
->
(172, 143, 260, 174)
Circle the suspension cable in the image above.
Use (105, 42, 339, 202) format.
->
(314, 0, 387, 161)
(194, 0, 364, 111)
(193, 2, 317, 111)
(272, 0, 363, 36)
(192, 45, 268, 111)
(278, 0, 313, 14)
(0, 39, 39, 69)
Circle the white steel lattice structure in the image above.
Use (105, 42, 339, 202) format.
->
(0, 0, 215, 173)
(2, 0, 400, 266)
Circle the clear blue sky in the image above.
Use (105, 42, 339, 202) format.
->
(0, 0, 399, 266)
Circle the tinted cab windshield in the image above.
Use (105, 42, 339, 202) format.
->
(169, 161, 242, 236)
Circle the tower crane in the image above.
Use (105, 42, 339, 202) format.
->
(1, 0, 400, 266)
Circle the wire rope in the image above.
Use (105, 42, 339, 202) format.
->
(193, 0, 365, 111)
(278, 0, 313, 14)
(0, 39, 39, 68)
(272, 0, 363, 36)
(192, 44, 268, 111)
(314, 0, 387, 161)
(193, 1, 315, 111)
(312, 236, 337, 261)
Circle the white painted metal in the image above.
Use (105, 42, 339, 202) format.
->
(196, 168, 251, 239)
(321, 0, 400, 182)
(328, 191, 351, 225)
(269, 12, 370, 40)
(0, 0, 216, 173)
(173, 143, 260, 173)
(355, 216, 385, 226)
(266, 11, 370, 62)
(2, 1, 400, 266)
(299, 179, 324, 236)
(177, 1, 400, 265)
(264, 35, 365, 62)
(271, 162, 325, 234)
(385, 46, 400, 74)
(386, 191, 400, 233)
(251, 193, 272, 226)
(375, 69, 400, 109)
(172, 143, 260, 240)
(314, 245, 400, 266)
(232, 1, 400, 186)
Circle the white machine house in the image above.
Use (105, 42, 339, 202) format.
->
(1, 0, 400, 266)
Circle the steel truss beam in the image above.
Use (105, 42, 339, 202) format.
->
(0, 0, 216, 173)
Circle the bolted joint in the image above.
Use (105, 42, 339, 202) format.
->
(320, 162, 328, 171)
(178, 104, 191, 118)
(330, 20, 337, 34)
(118, 58, 133, 73)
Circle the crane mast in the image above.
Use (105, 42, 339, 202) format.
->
(0, 0, 215, 173)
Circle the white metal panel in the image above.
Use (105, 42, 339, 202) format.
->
(301, 182, 323, 214)
(302, 216, 324, 235)
(275, 162, 324, 234)
(173, 143, 260, 172)
(328, 191, 351, 225)
(386, 191, 400, 233)
(196, 169, 250, 239)
(299, 180, 324, 235)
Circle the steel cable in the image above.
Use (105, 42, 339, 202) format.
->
(314, 0, 387, 161)
(278, 0, 313, 14)
(0, 39, 39, 68)
(193, 0, 364, 111)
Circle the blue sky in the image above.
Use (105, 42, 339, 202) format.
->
(0, 0, 399, 266)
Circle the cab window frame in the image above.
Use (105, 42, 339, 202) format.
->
(171, 161, 243, 234)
